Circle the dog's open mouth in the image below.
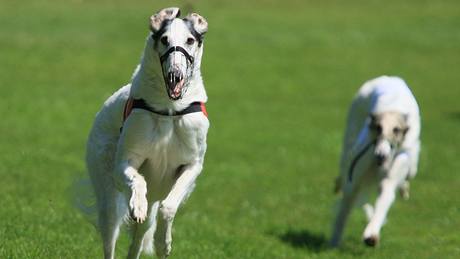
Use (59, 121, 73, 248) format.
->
(166, 72, 185, 100)
(168, 79, 185, 100)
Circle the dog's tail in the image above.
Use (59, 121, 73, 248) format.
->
(72, 178, 98, 228)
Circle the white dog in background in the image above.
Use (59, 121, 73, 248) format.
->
(330, 76, 421, 247)
(85, 7, 209, 259)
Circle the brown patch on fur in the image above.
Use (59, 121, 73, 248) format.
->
(150, 7, 180, 32)
(184, 13, 208, 35)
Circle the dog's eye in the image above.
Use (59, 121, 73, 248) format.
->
(393, 127, 401, 134)
(160, 36, 169, 46)
(186, 37, 195, 45)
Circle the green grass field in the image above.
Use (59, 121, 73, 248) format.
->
(1, 0, 459, 258)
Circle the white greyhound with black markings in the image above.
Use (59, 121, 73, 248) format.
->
(85, 7, 209, 259)
(330, 76, 421, 247)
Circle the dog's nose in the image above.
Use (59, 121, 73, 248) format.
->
(375, 154, 386, 166)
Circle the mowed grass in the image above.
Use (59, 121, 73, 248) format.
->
(1, 0, 459, 258)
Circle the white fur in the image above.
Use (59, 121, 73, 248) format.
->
(330, 76, 421, 247)
(85, 10, 209, 259)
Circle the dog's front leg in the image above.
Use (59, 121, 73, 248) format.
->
(114, 115, 153, 223)
(363, 153, 410, 246)
(115, 157, 148, 223)
(154, 162, 203, 258)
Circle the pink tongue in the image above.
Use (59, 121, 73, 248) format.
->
(173, 79, 185, 96)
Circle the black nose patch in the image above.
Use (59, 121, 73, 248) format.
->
(375, 154, 386, 166)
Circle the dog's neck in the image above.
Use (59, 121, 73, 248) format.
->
(129, 36, 208, 112)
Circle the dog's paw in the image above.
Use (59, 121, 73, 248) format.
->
(129, 190, 148, 223)
(154, 239, 172, 259)
(363, 235, 379, 247)
(399, 181, 410, 200)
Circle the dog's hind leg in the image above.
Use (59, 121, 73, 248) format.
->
(356, 181, 376, 221)
(88, 144, 124, 259)
(127, 201, 159, 259)
(98, 192, 123, 259)
(330, 185, 360, 247)
(141, 201, 159, 255)
(127, 220, 153, 259)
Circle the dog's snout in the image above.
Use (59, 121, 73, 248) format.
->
(374, 139, 391, 166)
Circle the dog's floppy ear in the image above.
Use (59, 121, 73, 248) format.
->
(150, 7, 181, 32)
(368, 113, 381, 132)
(403, 126, 410, 136)
(184, 13, 208, 45)
(369, 113, 378, 125)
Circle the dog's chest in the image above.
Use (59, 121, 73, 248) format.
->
(143, 115, 206, 170)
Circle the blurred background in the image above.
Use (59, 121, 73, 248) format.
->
(0, 0, 459, 258)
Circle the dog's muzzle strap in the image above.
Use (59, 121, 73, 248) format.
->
(159, 46, 194, 65)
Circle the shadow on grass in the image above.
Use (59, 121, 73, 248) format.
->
(276, 229, 328, 252)
(274, 229, 369, 256)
